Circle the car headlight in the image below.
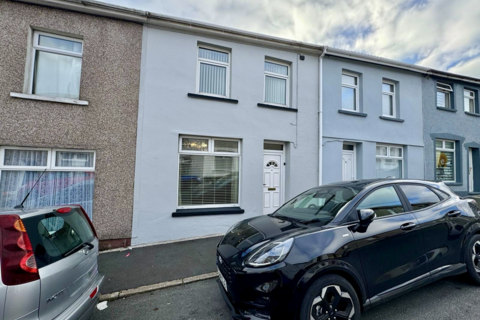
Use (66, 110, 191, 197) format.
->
(245, 238, 294, 267)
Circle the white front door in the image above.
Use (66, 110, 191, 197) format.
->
(342, 151, 355, 181)
(469, 148, 474, 192)
(263, 154, 282, 214)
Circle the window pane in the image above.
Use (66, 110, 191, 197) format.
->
(357, 186, 404, 218)
(390, 147, 402, 157)
(265, 62, 288, 75)
(264, 143, 283, 151)
(265, 76, 287, 105)
(198, 48, 229, 63)
(55, 151, 94, 168)
(0, 171, 95, 218)
(376, 159, 403, 178)
(178, 155, 239, 206)
(33, 51, 82, 99)
(342, 87, 356, 110)
(435, 140, 443, 148)
(214, 140, 238, 153)
(437, 91, 450, 108)
(181, 138, 209, 152)
(399, 185, 440, 211)
(4, 149, 48, 166)
(342, 74, 357, 86)
(382, 94, 393, 116)
(382, 83, 394, 93)
(38, 35, 82, 53)
(436, 150, 455, 181)
(465, 97, 475, 113)
(343, 144, 354, 151)
(199, 63, 226, 96)
(444, 141, 455, 149)
(376, 146, 388, 156)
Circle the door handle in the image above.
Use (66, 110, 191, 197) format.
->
(400, 222, 417, 231)
(447, 210, 461, 217)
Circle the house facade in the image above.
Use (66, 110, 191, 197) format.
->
(0, 0, 142, 249)
(423, 74, 480, 196)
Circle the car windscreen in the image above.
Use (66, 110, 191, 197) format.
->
(23, 208, 95, 268)
(274, 186, 362, 222)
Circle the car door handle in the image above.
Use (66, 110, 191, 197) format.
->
(400, 222, 417, 231)
(447, 210, 461, 217)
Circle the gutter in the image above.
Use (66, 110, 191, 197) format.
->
(318, 47, 327, 186)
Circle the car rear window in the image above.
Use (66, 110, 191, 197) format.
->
(399, 185, 441, 211)
(23, 208, 95, 268)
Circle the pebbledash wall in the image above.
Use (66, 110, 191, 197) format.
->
(322, 56, 425, 183)
(132, 26, 321, 245)
(0, 0, 142, 249)
(423, 77, 480, 196)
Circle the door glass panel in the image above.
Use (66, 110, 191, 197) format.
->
(264, 143, 283, 151)
(399, 185, 441, 211)
(357, 186, 404, 218)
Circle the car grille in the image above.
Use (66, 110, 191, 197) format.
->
(217, 254, 236, 285)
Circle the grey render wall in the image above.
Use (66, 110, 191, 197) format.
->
(322, 56, 425, 183)
(423, 77, 480, 195)
(133, 26, 320, 244)
(0, 1, 142, 243)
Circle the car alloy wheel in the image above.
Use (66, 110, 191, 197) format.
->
(472, 241, 480, 273)
(310, 285, 355, 320)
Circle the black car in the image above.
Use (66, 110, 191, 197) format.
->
(216, 179, 480, 320)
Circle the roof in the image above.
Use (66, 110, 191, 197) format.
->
(11, 0, 480, 85)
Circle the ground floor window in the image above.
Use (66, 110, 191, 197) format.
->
(376, 144, 403, 178)
(178, 136, 240, 207)
(435, 140, 455, 182)
(0, 147, 95, 218)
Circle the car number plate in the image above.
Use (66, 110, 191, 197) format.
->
(218, 268, 228, 292)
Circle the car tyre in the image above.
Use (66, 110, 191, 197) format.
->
(466, 234, 480, 285)
(299, 274, 361, 320)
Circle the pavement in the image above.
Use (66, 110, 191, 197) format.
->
(92, 274, 480, 320)
(99, 236, 221, 294)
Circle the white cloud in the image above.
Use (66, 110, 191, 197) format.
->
(102, 0, 480, 77)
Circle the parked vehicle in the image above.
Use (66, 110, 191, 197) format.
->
(0, 205, 103, 320)
(216, 179, 480, 320)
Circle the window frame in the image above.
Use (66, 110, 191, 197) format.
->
(30, 31, 84, 96)
(436, 82, 453, 109)
(177, 135, 241, 209)
(435, 139, 456, 183)
(341, 72, 360, 112)
(263, 59, 290, 107)
(464, 89, 476, 113)
(375, 144, 404, 179)
(382, 80, 396, 118)
(51, 149, 96, 171)
(196, 45, 231, 98)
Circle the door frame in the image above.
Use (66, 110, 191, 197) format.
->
(469, 148, 474, 193)
(342, 143, 356, 181)
(263, 142, 286, 213)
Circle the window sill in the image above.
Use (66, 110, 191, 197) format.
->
(465, 111, 480, 117)
(379, 116, 405, 123)
(257, 103, 298, 112)
(10, 92, 89, 106)
(444, 182, 462, 186)
(436, 107, 456, 113)
(172, 207, 245, 217)
(468, 192, 480, 195)
(187, 93, 238, 104)
(338, 109, 367, 117)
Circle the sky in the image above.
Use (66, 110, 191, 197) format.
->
(102, 0, 480, 78)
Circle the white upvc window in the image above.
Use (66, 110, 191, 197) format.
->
(437, 82, 453, 109)
(376, 145, 403, 179)
(435, 140, 456, 182)
(382, 81, 396, 117)
(31, 31, 83, 99)
(196, 46, 230, 98)
(0, 147, 95, 217)
(178, 136, 240, 209)
(264, 60, 289, 106)
(464, 89, 476, 113)
(342, 72, 359, 111)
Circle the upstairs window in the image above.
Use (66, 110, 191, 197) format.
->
(264, 61, 289, 106)
(32, 31, 83, 99)
(342, 73, 359, 111)
(464, 89, 476, 113)
(382, 81, 396, 117)
(197, 46, 230, 97)
(437, 82, 453, 109)
(436, 140, 455, 182)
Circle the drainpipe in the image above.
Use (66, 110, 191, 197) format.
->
(318, 47, 327, 186)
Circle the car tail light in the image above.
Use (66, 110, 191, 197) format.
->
(0, 215, 39, 285)
(90, 286, 98, 299)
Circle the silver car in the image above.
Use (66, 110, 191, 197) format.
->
(0, 205, 104, 320)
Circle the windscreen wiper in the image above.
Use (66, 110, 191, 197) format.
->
(63, 242, 94, 257)
(300, 218, 322, 225)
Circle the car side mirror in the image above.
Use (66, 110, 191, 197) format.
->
(359, 209, 376, 224)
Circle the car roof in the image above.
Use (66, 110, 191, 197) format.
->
(319, 178, 444, 190)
